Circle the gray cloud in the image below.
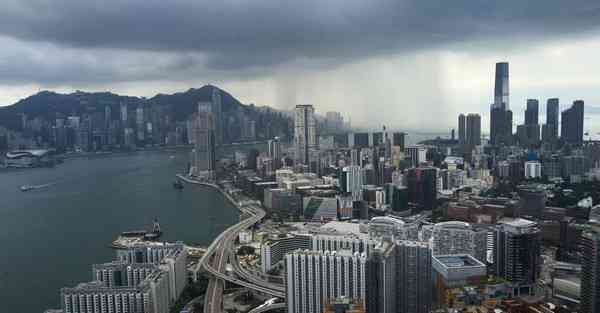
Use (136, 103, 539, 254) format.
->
(0, 0, 600, 77)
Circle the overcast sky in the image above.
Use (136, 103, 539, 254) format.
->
(1, 0, 599, 136)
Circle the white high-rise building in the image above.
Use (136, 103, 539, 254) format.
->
(285, 250, 367, 313)
(524, 161, 542, 179)
(294, 105, 317, 165)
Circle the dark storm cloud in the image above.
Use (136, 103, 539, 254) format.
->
(1, 0, 600, 83)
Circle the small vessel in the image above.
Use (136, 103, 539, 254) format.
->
(20, 183, 52, 192)
(20, 185, 35, 192)
(173, 180, 184, 189)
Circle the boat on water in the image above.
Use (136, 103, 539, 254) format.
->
(20, 183, 52, 192)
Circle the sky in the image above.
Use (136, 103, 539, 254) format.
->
(0, 0, 600, 137)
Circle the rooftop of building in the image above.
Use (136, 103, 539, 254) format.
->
(498, 217, 536, 228)
(434, 254, 486, 268)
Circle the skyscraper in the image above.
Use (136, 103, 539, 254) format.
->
(395, 241, 432, 313)
(294, 104, 317, 165)
(194, 103, 216, 179)
(267, 137, 282, 169)
(580, 221, 600, 313)
(406, 167, 437, 211)
(493, 218, 541, 296)
(547, 98, 559, 136)
(366, 242, 396, 313)
(494, 62, 509, 110)
(561, 100, 585, 145)
(392, 132, 405, 150)
(517, 99, 540, 147)
(210, 88, 223, 145)
(490, 62, 513, 146)
(525, 99, 539, 125)
(458, 114, 466, 145)
(466, 113, 481, 147)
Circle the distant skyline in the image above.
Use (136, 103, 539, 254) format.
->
(1, 1, 600, 137)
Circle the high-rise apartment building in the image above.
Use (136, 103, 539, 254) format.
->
(285, 250, 367, 313)
(561, 100, 585, 145)
(365, 242, 396, 313)
(294, 104, 317, 165)
(395, 241, 432, 313)
(580, 221, 600, 313)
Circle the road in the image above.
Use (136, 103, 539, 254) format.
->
(177, 175, 284, 313)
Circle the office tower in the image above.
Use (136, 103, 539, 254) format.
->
(458, 114, 466, 145)
(210, 88, 223, 145)
(494, 62, 509, 109)
(285, 250, 368, 313)
(294, 104, 317, 165)
(466, 113, 481, 147)
(493, 218, 541, 296)
(371, 132, 384, 146)
(267, 137, 282, 169)
(406, 167, 437, 211)
(561, 100, 585, 145)
(525, 99, 539, 125)
(365, 242, 396, 313)
(543, 98, 560, 143)
(423, 221, 488, 264)
(580, 221, 600, 313)
(404, 145, 427, 168)
(490, 106, 513, 146)
(194, 103, 216, 179)
(490, 62, 513, 146)
(395, 241, 432, 313)
(392, 132, 405, 150)
(517, 99, 540, 147)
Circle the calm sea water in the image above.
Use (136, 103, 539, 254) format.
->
(0, 149, 239, 312)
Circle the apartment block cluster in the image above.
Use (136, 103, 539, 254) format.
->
(45, 243, 188, 313)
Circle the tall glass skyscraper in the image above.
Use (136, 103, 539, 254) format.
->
(490, 62, 513, 146)
(542, 98, 560, 143)
(494, 62, 509, 110)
